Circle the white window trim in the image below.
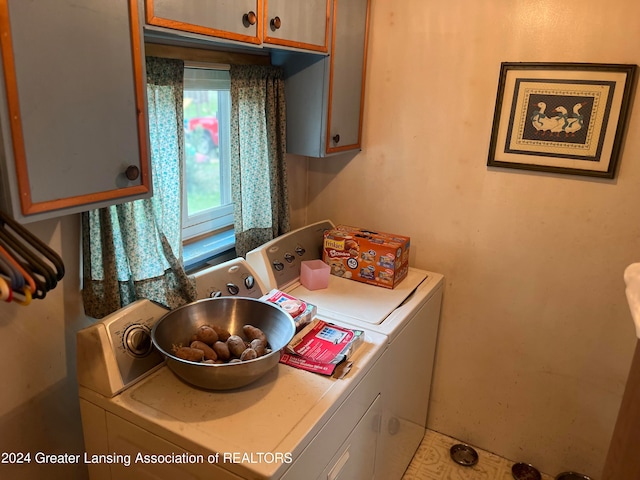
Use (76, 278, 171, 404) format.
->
(181, 63, 234, 243)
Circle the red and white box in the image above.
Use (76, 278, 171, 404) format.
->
(260, 289, 316, 331)
(280, 319, 364, 377)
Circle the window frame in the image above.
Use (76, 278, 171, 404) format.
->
(181, 62, 234, 242)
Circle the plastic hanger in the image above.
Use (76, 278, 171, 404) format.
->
(12, 286, 31, 306)
(0, 254, 23, 290)
(0, 244, 35, 294)
(0, 210, 64, 302)
(0, 232, 55, 293)
(0, 210, 65, 280)
(0, 276, 12, 302)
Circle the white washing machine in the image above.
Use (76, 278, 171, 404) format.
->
(77, 258, 388, 480)
(246, 220, 444, 480)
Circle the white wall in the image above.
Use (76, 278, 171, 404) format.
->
(301, 0, 640, 476)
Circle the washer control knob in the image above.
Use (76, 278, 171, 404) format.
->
(123, 324, 153, 358)
(295, 246, 305, 256)
(208, 290, 222, 298)
(244, 275, 255, 290)
(284, 253, 295, 263)
(273, 261, 284, 271)
(227, 283, 240, 295)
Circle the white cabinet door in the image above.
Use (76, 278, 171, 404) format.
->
(0, 0, 150, 222)
(264, 0, 330, 53)
(318, 395, 379, 480)
(145, 0, 262, 46)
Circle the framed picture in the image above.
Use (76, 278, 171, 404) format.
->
(487, 62, 637, 178)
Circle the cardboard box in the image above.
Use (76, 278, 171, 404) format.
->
(280, 319, 364, 378)
(260, 289, 316, 331)
(322, 225, 410, 288)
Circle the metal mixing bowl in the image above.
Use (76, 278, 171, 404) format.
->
(151, 297, 296, 390)
(555, 473, 591, 480)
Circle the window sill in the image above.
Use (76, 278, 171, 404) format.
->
(183, 229, 236, 273)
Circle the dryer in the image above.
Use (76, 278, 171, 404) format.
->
(246, 220, 444, 480)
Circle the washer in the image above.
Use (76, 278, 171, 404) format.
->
(77, 257, 388, 480)
(246, 220, 444, 480)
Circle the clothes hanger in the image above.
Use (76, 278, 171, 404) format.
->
(16, 261, 46, 299)
(0, 244, 35, 293)
(0, 209, 63, 301)
(0, 231, 56, 293)
(0, 253, 23, 291)
(0, 210, 65, 280)
(0, 276, 11, 302)
(12, 286, 32, 306)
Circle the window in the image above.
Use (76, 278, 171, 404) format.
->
(182, 64, 233, 242)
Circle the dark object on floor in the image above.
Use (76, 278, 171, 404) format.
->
(555, 472, 592, 480)
(449, 443, 479, 467)
(512, 462, 542, 480)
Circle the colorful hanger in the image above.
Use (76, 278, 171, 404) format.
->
(0, 209, 64, 303)
(0, 276, 12, 302)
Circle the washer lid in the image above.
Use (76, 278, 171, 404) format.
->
(287, 268, 427, 325)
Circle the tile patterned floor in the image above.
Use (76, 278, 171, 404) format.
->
(403, 430, 554, 480)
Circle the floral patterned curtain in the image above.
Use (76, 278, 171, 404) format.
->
(81, 57, 196, 318)
(230, 65, 290, 257)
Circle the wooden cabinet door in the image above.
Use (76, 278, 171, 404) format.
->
(264, 0, 330, 53)
(272, 0, 370, 158)
(146, 0, 262, 46)
(0, 0, 150, 222)
(326, 0, 370, 155)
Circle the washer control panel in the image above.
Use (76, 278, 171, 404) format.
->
(193, 257, 265, 300)
(77, 299, 169, 397)
(246, 220, 334, 290)
(106, 301, 168, 389)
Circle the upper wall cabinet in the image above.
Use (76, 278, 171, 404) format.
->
(144, 0, 330, 53)
(145, 0, 262, 46)
(263, 0, 330, 53)
(273, 0, 370, 157)
(0, 0, 150, 223)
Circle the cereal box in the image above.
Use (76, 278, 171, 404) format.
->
(322, 225, 410, 288)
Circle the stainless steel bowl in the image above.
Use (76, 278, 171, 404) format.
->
(151, 297, 296, 390)
(555, 473, 592, 480)
(449, 444, 479, 467)
(512, 462, 542, 480)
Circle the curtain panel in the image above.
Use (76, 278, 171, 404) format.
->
(81, 57, 196, 318)
(230, 65, 290, 258)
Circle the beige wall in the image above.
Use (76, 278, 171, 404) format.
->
(0, 216, 90, 479)
(2, 1, 640, 479)
(299, 0, 640, 477)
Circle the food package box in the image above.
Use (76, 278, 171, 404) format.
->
(280, 319, 364, 378)
(260, 289, 316, 331)
(322, 225, 410, 288)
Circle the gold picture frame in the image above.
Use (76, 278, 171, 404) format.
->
(487, 62, 637, 178)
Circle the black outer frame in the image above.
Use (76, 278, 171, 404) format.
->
(487, 62, 637, 179)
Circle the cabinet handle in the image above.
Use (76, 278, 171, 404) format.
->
(332, 134, 340, 144)
(270, 16, 282, 30)
(243, 11, 257, 27)
(125, 165, 140, 181)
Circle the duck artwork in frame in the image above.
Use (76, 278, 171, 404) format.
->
(487, 62, 637, 178)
